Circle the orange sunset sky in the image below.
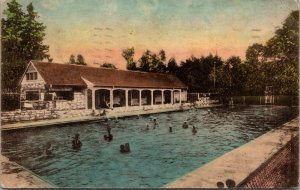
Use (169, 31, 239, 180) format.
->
(7, 0, 299, 69)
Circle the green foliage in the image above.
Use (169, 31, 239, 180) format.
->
(245, 43, 265, 64)
(69, 54, 76, 64)
(68, 54, 86, 65)
(76, 54, 86, 65)
(122, 47, 136, 70)
(265, 10, 299, 63)
(167, 57, 178, 74)
(212, 10, 299, 96)
(177, 54, 223, 93)
(139, 49, 167, 73)
(1, 93, 20, 111)
(101, 62, 117, 69)
(1, 0, 50, 92)
(120, 10, 298, 97)
(242, 10, 299, 96)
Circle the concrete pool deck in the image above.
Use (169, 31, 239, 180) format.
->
(165, 117, 299, 188)
(1, 104, 221, 131)
(0, 155, 54, 188)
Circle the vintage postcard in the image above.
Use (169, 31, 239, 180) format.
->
(0, 0, 299, 188)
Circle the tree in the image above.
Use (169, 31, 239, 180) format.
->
(21, 3, 50, 61)
(264, 10, 299, 63)
(139, 49, 167, 73)
(76, 54, 86, 65)
(177, 54, 223, 93)
(245, 43, 265, 64)
(101, 62, 117, 69)
(159, 49, 166, 62)
(1, 0, 50, 92)
(167, 57, 178, 74)
(122, 47, 136, 70)
(69, 54, 76, 64)
(243, 10, 299, 96)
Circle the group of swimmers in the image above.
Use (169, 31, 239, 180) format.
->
(45, 133, 82, 155)
(182, 121, 198, 134)
(144, 118, 197, 135)
(45, 118, 197, 155)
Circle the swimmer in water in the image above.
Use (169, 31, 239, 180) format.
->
(192, 126, 197, 134)
(153, 118, 159, 128)
(45, 142, 53, 155)
(72, 133, 82, 150)
(182, 121, 188, 129)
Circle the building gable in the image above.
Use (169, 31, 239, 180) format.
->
(20, 61, 46, 86)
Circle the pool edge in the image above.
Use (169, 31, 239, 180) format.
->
(164, 117, 299, 188)
(0, 154, 56, 188)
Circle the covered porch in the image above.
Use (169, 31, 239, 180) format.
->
(88, 88, 187, 111)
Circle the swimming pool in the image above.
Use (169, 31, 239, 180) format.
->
(1, 105, 298, 187)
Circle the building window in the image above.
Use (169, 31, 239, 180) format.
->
(56, 91, 74, 101)
(26, 72, 38, 80)
(25, 91, 39, 101)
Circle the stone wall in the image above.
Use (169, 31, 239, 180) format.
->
(54, 92, 86, 110)
(1, 110, 59, 125)
(238, 135, 299, 188)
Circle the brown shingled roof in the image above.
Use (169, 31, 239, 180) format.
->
(31, 61, 187, 89)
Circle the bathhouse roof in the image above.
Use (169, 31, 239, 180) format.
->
(30, 61, 187, 89)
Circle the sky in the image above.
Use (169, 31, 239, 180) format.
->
(2, 0, 299, 69)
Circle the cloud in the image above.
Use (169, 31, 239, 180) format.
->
(39, 0, 74, 10)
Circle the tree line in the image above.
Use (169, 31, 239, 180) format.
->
(122, 10, 299, 96)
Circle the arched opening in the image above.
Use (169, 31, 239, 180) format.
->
(153, 90, 162, 105)
(173, 90, 181, 104)
(128, 90, 140, 106)
(113, 89, 126, 107)
(95, 89, 110, 109)
(164, 90, 172, 104)
(141, 90, 151, 105)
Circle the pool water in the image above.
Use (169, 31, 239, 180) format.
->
(1, 105, 298, 187)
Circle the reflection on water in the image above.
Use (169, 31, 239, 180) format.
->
(1, 105, 298, 188)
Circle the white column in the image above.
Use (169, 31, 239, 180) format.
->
(161, 90, 164, 105)
(110, 89, 113, 109)
(85, 89, 88, 109)
(179, 89, 182, 104)
(171, 90, 174, 104)
(139, 89, 142, 107)
(125, 89, 128, 107)
(151, 90, 154, 106)
(92, 88, 96, 110)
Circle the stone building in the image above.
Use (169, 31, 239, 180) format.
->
(20, 61, 188, 111)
